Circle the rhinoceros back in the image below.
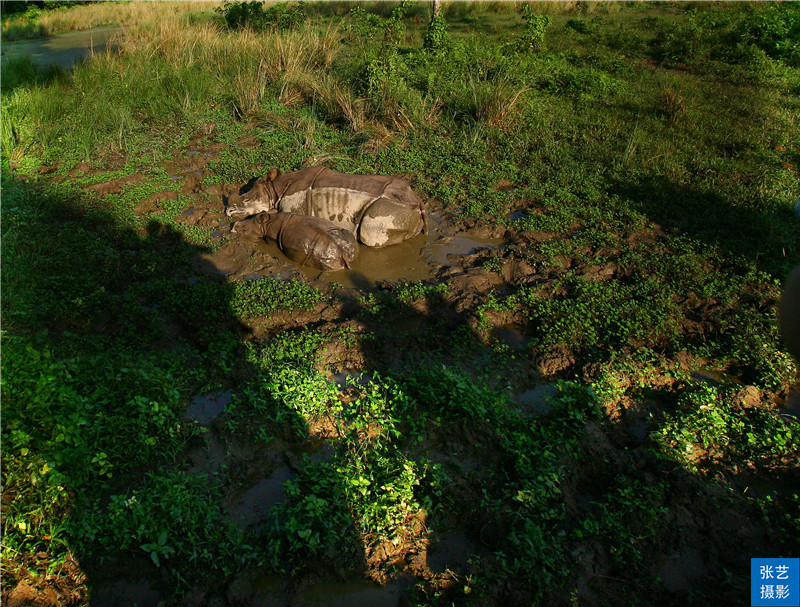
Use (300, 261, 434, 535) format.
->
(274, 168, 422, 235)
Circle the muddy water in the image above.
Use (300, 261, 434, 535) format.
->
(187, 390, 232, 425)
(92, 578, 162, 607)
(2, 26, 123, 69)
(229, 466, 295, 529)
(293, 580, 402, 607)
(250, 215, 505, 289)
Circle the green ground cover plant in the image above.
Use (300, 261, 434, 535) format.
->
(2, 2, 799, 605)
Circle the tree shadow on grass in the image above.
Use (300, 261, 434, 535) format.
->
(608, 172, 800, 278)
(306, 269, 798, 606)
(0, 170, 331, 606)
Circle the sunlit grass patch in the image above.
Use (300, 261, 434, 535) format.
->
(656, 383, 799, 474)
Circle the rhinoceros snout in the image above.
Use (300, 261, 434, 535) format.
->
(225, 199, 243, 217)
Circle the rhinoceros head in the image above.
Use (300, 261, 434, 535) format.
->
(231, 209, 278, 237)
(225, 168, 281, 217)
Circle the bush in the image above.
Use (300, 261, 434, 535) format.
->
(423, 14, 449, 54)
(654, 5, 800, 68)
(519, 5, 551, 51)
(566, 18, 592, 34)
(216, 1, 306, 31)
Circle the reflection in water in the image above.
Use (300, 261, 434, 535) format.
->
(2, 26, 123, 69)
(187, 390, 232, 425)
(229, 467, 295, 529)
(92, 578, 162, 607)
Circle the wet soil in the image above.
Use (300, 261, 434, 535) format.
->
(12, 124, 798, 607)
(208, 211, 506, 290)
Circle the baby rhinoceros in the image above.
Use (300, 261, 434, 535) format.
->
(232, 210, 358, 272)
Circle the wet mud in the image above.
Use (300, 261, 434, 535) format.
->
(29, 123, 795, 607)
(217, 212, 507, 290)
(187, 390, 232, 425)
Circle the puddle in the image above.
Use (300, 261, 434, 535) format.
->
(517, 384, 558, 417)
(246, 213, 504, 290)
(423, 234, 504, 267)
(227, 570, 288, 607)
(2, 26, 123, 69)
(427, 532, 476, 572)
(779, 387, 800, 420)
(328, 369, 372, 388)
(229, 466, 294, 528)
(294, 580, 401, 607)
(692, 369, 739, 385)
(187, 390, 232, 425)
(92, 578, 162, 607)
(284, 439, 336, 469)
(506, 210, 526, 222)
(627, 421, 649, 444)
(492, 324, 532, 349)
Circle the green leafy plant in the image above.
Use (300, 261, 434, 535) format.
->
(519, 6, 551, 51)
(423, 13, 449, 54)
(216, 1, 306, 31)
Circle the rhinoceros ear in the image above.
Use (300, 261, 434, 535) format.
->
(266, 168, 281, 181)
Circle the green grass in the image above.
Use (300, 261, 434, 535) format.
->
(3, 2, 800, 605)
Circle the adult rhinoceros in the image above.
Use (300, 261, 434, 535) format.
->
(225, 167, 426, 248)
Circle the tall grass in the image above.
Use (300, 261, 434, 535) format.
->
(2, 15, 351, 163)
(1, 1, 221, 40)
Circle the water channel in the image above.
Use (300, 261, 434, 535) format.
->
(2, 26, 122, 69)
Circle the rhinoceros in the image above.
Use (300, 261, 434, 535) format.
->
(232, 210, 358, 272)
(225, 166, 426, 248)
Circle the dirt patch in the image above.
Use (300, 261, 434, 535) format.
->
(3, 554, 87, 607)
(86, 173, 144, 195)
(134, 190, 178, 215)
